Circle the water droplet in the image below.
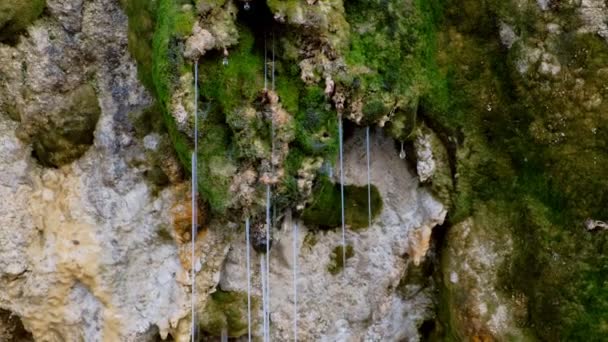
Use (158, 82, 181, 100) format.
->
(399, 142, 406, 159)
(244, 2, 250, 10)
(222, 57, 229, 66)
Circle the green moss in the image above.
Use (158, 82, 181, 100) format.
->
(342, 0, 435, 130)
(119, 0, 159, 90)
(327, 244, 354, 275)
(194, 26, 265, 212)
(197, 121, 237, 212)
(147, 0, 195, 192)
(293, 86, 338, 156)
(422, 0, 608, 339)
(200, 26, 263, 117)
(302, 230, 318, 249)
(199, 290, 253, 338)
(0, 0, 45, 42)
(174, 7, 194, 37)
(301, 176, 383, 230)
(275, 65, 300, 114)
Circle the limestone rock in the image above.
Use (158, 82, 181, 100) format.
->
(219, 128, 446, 340)
(0, 1, 193, 340)
(184, 22, 216, 60)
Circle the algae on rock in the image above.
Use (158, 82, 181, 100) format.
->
(116, 0, 608, 340)
(28, 84, 101, 167)
(198, 289, 253, 338)
(301, 176, 383, 230)
(0, 0, 45, 43)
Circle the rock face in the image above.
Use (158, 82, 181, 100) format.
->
(0, 0, 192, 340)
(440, 208, 529, 341)
(1, 0, 607, 341)
(220, 128, 446, 341)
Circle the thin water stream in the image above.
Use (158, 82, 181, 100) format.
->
(246, 217, 252, 341)
(260, 254, 268, 342)
(366, 127, 372, 228)
(293, 221, 298, 341)
(338, 115, 346, 298)
(191, 60, 199, 342)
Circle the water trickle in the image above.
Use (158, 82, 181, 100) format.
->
(222, 48, 229, 66)
(293, 221, 299, 342)
(260, 254, 268, 342)
(366, 126, 372, 229)
(221, 327, 228, 342)
(245, 218, 252, 342)
(262, 33, 277, 341)
(264, 184, 271, 342)
(191, 61, 199, 342)
(399, 141, 406, 159)
(338, 114, 346, 286)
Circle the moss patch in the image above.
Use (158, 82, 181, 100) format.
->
(198, 290, 253, 338)
(301, 176, 383, 230)
(0, 0, 45, 43)
(422, 0, 608, 339)
(327, 244, 354, 275)
(119, 0, 162, 91)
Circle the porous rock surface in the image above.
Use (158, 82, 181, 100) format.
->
(0, 0, 192, 340)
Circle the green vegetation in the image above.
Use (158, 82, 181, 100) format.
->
(0, 0, 45, 43)
(417, 0, 608, 339)
(301, 176, 382, 230)
(119, 0, 159, 90)
(327, 244, 354, 275)
(118, 1, 607, 338)
(341, 0, 443, 135)
(200, 27, 263, 118)
(198, 289, 253, 338)
(197, 26, 264, 212)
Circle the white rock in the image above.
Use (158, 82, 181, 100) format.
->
(499, 22, 519, 48)
(184, 23, 216, 60)
(0, 1, 190, 340)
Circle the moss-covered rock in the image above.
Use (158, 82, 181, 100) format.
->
(425, 0, 608, 340)
(301, 176, 382, 230)
(118, 1, 608, 339)
(198, 290, 253, 338)
(327, 244, 354, 275)
(0, 0, 45, 43)
(30, 84, 101, 167)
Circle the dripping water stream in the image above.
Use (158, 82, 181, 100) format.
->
(260, 254, 268, 342)
(293, 221, 298, 341)
(246, 217, 252, 341)
(366, 126, 372, 228)
(338, 115, 346, 313)
(191, 60, 199, 342)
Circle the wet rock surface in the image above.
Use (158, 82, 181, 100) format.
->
(220, 128, 446, 341)
(0, 0, 607, 341)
